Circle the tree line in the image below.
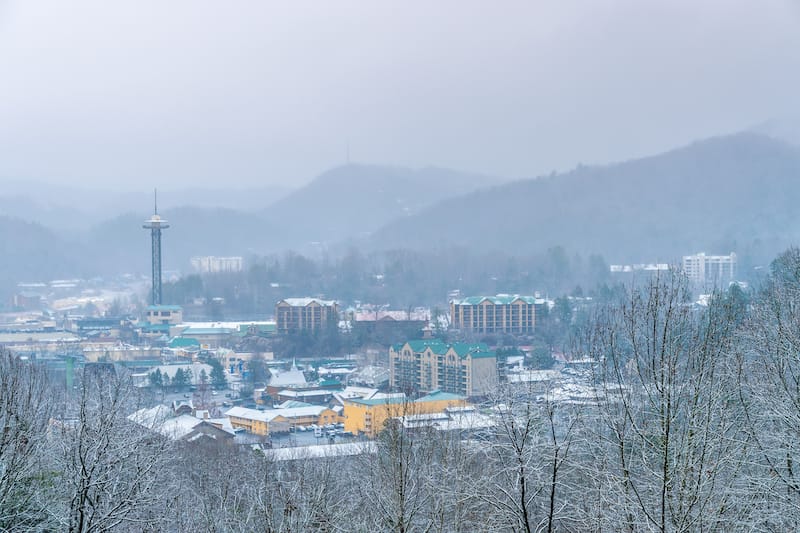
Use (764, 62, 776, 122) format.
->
(161, 246, 614, 318)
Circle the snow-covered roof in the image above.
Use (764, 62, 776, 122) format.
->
(269, 363, 307, 387)
(262, 441, 376, 461)
(279, 298, 337, 307)
(226, 405, 332, 422)
(128, 406, 204, 440)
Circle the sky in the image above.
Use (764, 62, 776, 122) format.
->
(0, 0, 799, 191)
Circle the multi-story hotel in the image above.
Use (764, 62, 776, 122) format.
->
(275, 298, 339, 334)
(681, 252, 737, 287)
(450, 294, 536, 335)
(389, 339, 498, 397)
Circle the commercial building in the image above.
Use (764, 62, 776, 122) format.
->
(141, 305, 184, 338)
(390, 340, 498, 397)
(350, 308, 429, 341)
(145, 305, 183, 326)
(225, 405, 340, 436)
(681, 252, 737, 287)
(342, 390, 467, 438)
(275, 298, 339, 334)
(450, 295, 536, 335)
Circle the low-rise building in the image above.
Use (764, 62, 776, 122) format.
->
(225, 405, 340, 436)
(343, 390, 467, 438)
(145, 305, 183, 326)
(390, 340, 498, 397)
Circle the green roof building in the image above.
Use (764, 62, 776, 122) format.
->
(390, 339, 498, 397)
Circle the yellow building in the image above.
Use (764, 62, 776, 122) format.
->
(343, 390, 467, 438)
(225, 405, 340, 436)
(275, 298, 339, 335)
(450, 295, 535, 334)
(390, 340, 498, 397)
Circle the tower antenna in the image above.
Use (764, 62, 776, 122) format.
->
(143, 191, 169, 305)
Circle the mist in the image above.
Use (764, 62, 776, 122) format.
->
(0, 0, 798, 190)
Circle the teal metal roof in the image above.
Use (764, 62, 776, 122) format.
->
(348, 396, 407, 406)
(141, 323, 171, 332)
(279, 400, 313, 408)
(146, 305, 183, 312)
(452, 295, 536, 306)
(168, 337, 200, 349)
(417, 390, 466, 402)
(181, 327, 232, 335)
(401, 340, 496, 360)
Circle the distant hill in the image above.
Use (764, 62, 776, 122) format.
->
(84, 207, 279, 275)
(369, 133, 800, 266)
(0, 216, 87, 295)
(0, 182, 293, 233)
(261, 164, 503, 246)
(75, 165, 501, 275)
(752, 116, 800, 147)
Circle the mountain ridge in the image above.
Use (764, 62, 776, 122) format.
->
(368, 132, 800, 266)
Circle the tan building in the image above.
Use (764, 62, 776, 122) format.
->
(145, 305, 183, 326)
(343, 390, 467, 438)
(275, 298, 339, 334)
(450, 295, 535, 335)
(390, 340, 498, 397)
(225, 405, 340, 436)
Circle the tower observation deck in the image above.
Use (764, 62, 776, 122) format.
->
(143, 191, 169, 305)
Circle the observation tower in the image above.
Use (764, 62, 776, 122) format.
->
(142, 190, 169, 305)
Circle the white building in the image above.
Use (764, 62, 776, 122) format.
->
(682, 252, 737, 287)
(190, 256, 244, 273)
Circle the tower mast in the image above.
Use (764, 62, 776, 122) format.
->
(142, 189, 169, 305)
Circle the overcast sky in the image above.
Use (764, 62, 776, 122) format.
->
(0, 0, 798, 191)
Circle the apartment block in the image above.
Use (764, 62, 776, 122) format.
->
(682, 252, 737, 287)
(390, 339, 498, 397)
(450, 295, 535, 335)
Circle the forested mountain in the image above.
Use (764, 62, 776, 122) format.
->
(0, 216, 87, 294)
(0, 182, 292, 233)
(84, 207, 278, 275)
(260, 164, 503, 245)
(370, 133, 800, 266)
(753, 116, 800, 147)
(4, 134, 800, 290)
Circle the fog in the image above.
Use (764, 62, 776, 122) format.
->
(0, 0, 798, 190)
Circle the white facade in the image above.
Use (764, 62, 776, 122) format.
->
(682, 252, 737, 287)
(191, 256, 244, 273)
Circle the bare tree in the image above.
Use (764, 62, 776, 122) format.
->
(51, 366, 173, 532)
(736, 248, 800, 529)
(474, 383, 579, 533)
(0, 350, 54, 530)
(583, 271, 746, 532)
